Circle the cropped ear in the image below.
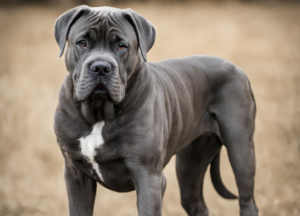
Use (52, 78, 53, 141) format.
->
(122, 9, 156, 62)
(54, 5, 89, 57)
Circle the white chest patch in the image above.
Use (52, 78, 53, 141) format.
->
(79, 122, 105, 182)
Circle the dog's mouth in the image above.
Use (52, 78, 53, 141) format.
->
(90, 82, 108, 100)
(93, 83, 107, 94)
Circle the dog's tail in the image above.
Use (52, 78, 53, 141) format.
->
(210, 152, 238, 199)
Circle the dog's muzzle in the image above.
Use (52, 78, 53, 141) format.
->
(90, 61, 111, 96)
(74, 59, 124, 103)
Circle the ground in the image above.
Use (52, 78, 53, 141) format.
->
(0, 1, 299, 216)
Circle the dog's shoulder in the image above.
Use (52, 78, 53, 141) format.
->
(54, 75, 85, 144)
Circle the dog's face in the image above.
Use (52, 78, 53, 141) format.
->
(54, 6, 156, 103)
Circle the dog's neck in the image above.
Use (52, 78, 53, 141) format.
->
(119, 63, 153, 108)
(79, 97, 116, 124)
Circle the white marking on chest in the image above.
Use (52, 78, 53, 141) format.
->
(79, 122, 105, 182)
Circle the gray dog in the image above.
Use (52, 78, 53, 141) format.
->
(54, 5, 258, 216)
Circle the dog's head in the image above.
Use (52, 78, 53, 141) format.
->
(54, 6, 156, 103)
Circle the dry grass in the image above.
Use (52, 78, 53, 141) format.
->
(0, 1, 300, 216)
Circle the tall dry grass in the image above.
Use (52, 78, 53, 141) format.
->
(0, 1, 299, 216)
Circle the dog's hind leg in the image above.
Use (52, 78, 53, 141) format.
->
(176, 133, 222, 216)
(208, 69, 258, 216)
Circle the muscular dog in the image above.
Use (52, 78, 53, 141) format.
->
(54, 5, 258, 216)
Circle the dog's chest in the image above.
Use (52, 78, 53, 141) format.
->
(77, 121, 134, 192)
(79, 122, 105, 182)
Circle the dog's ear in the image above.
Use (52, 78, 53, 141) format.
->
(54, 5, 89, 57)
(122, 9, 156, 62)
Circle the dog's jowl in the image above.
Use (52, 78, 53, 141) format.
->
(54, 5, 258, 216)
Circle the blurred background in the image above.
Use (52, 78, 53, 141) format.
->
(0, 0, 299, 215)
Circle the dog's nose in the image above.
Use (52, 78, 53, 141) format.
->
(90, 61, 112, 75)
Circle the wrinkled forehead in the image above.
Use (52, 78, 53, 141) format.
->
(68, 7, 135, 41)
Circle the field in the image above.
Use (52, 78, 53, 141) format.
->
(0, 1, 299, 216)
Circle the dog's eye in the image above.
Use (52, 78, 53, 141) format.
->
(117, 43, 126, 51)
(78, 40, 86, 47)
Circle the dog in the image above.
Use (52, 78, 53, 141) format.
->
(54, 5, 258, 216)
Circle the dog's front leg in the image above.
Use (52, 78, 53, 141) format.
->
(130, 164, 164, 216)
(64, 162, 97, 216)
